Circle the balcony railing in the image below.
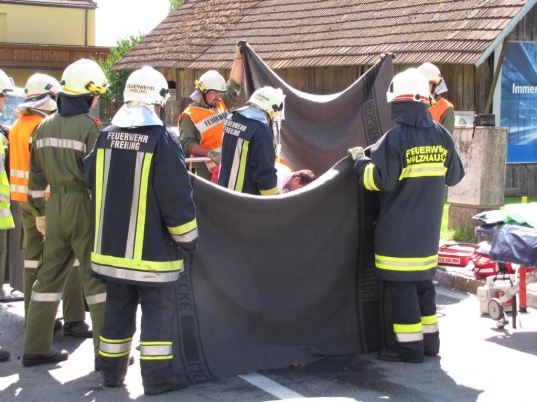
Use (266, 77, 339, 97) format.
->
(0, 43, 111, 69)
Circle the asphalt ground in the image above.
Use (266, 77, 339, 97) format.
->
(1, 280, 537, 402)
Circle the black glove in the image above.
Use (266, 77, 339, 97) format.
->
(353, 154, 371, 177)
(235, 40, 248, 58)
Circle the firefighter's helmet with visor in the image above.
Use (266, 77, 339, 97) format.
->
(24, 74, 61, 101)
(60, 59, 108, 96)
(194, 70, 226, 94)
(124, 66, 170, 106)
(386, 68, 431, 105)
(246, 86, 285, 120)
(0, 69, 15, 96)
(417, 62, 443, 86)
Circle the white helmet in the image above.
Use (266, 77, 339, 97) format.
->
(194, 70, 226, 93)
(24, 73, 61, 100)
(60, 58, 108, 96)
(124, 66, 170, 106)
(417, 62, 443, 86)
(0, 69, 15, 95)
(386, 68, 431, 104)
(246, 86, 285, 119)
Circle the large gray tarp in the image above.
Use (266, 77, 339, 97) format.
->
(174, 49, 395, 384)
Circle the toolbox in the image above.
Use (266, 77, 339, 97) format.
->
(438, 243, 475, 267)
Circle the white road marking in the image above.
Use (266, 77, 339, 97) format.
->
(239, 373, 304, 400)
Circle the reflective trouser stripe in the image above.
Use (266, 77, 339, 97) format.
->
(25, 259, 38, 269)
(140, 342, 173, 360)
(393, 322, 424, 343)
(422, 314, 439, 334)
(99, 336, 132, 357)
(86, 292, 107, 306)
(31, 291, 62, 302)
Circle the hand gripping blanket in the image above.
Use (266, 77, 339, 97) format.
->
(173, 50, 395, 383)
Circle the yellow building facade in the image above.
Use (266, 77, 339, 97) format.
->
(0, 0, 108, 87)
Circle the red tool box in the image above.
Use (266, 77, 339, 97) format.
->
(438, 242, 476, 267)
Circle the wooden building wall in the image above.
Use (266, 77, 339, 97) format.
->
(155, 4, 537, 196)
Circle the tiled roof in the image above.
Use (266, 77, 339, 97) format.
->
(3, 0, 97, 7)
(113, 0, 536, 70)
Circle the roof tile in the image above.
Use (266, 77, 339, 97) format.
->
(113, 0, 534, 70)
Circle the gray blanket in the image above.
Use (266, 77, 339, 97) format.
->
(174, 50, 395, 383)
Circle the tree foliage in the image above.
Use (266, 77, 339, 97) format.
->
(96, 34, 144, 102)
(169, 0, 184, 13)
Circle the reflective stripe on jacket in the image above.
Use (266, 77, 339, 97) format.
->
(29, 112, 99, 216)
(179, 101, 228, 151)
(0, 143, 14, 229)
(85, 124, 198, 286)
(360, 104, 465, 281)
(217, 110, 278, 196)
(9, 114, 43, 202)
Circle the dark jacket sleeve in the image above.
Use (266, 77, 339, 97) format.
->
(153, 127, 198, 256)
(250, 123, 278, 195)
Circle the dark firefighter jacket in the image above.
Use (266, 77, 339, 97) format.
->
(354, 102, 465, 282)
(218, 107, 278, 196)
(85, 124, 197, 286)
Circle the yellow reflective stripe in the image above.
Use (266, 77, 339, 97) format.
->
(375, 254, 438, 271)
(85, 292, 107, 305)
(260, 186, 279, 196)
(394, 322, 422, 333)
(31, 291, 62, 302)
(421, 314, 438, 325)
(140, 355, 173, 361)
(91, 252, 183, 273)
(394, 322, 423, 342)
(99, 336, 132, 356)
(399, 163, 446, 180)
(140, 342, 173, 358)
(363, 164, 380, 191)
(134, 153, 152, 261)
(168, 218, 198, 243)
(94, 149, 104, 252)
(235, 140, 250, 193)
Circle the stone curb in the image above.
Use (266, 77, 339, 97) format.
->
(434, 265, 537, 309)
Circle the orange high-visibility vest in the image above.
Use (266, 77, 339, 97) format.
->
(179, 101, 228, 151)
(9, 114, 44, 202)
(429, 97, 454, 124)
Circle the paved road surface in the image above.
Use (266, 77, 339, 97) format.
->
(1, 285, 536, 401)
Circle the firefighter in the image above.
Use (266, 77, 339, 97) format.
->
(0, 68, 15, 363)
(218, 86, 285, 195)
(350, 68, 465, 362)
(418, 62, 455, 134)
(179, 41, 246, 180)
(85, 66, 197, 395)
(9, 73, 91, 337)
(22, 59, 108, 367)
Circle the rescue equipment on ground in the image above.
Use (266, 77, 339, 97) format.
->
(484, 224, 537, 329)
(438, 242, 475, 267)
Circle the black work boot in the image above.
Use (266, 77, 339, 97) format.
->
(143, 375, 188, 396)
(63, 321, 93, 338)
(22, 349, 68, 366)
